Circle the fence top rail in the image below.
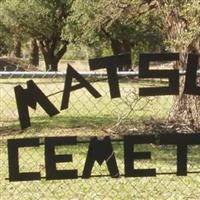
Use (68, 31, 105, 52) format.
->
(0, 71, 139, 78)
(0, 70, 196, 78)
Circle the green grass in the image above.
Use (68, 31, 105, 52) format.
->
(1, 141, 200, 200)
(0, 78, 173, 137)
(1, 78, 199, 199)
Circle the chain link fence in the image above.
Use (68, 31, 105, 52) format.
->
(1, 71, 200, 199)
(0, 71, 173, 132)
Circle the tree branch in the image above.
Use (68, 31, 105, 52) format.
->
(55, 41, 68, 61)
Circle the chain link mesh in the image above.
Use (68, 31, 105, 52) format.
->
(0, 72, 200, 200)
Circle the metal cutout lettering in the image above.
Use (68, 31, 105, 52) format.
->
(14, 53, 200, 129)
(7, 134, 200, 182)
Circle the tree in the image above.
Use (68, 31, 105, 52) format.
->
(97, 0, 200, 128)
(0, 1, 23, 58)
(70, 0, 200, 129)
(64, 0, 108, 56)
(152, 0, 200, 129)
(1, 0, 73, 71)
(67, 0, 164, 69)
(29, 38, 39, 66)
(13, 32, 22, 58)
(0, 21, 12, 56)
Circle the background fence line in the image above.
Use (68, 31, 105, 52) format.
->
(1, 71, 200, 199)
(0, 70, 199, 78)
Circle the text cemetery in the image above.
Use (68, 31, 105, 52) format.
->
(7, 134, 200, 182)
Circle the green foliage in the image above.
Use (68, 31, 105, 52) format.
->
(64, 0, 105, 48)
(64, 0, 165, 63)
(0, 22, 12, 55)
(0, 0, 72, 40)
(0, 0, 75, 70)
(154, 0, 200, 51)
(0, 0, 199, 63)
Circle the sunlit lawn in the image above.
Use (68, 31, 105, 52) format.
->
(1, 78, 199, 200)
(0, 78, 173, 137)
(1, 139, 200, 200)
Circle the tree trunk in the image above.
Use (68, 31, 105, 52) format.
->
(13, 36, 21, 58)
(121, 39, 132, 71)
(169, 37, 200, 129)
(29, 38, 39, 66)
(169, 85, 200, 129)
(155, 3, 200, 130)
(111, 38, 123, 55)
(43, 53, 59, 71)
(110, 38, 132, 71)
(101, 28, 132, 71)
(39, 39, 67, 71)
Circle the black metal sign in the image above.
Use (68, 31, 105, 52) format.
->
(7, 134, 200, 182)
(6, 53, 200, 182)
(14, 53, 200, 129)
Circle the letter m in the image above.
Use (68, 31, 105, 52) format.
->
(82, 137, 119, 178)
(14, 80, 59, 129)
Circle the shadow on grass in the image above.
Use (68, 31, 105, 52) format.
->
(0, 115, 117, 135)
(31, 115, 116, 129)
